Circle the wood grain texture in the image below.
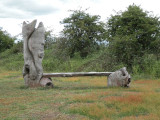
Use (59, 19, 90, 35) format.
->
(43, 72, 113, 77)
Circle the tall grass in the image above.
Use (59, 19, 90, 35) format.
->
(0, 46, 108, 72)
(1, 43, 160, 79)
(132, 54, 160, 79)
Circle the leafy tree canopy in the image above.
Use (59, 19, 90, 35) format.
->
(45, 28, 55, 49)
(61, 9, 106, 58)
(0, 28, 14, 52)
(106, 4, 160, 68)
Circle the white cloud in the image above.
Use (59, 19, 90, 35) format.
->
(0, 0, 60, 18)
(0, 0, 160, 37)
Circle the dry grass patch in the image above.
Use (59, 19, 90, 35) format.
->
(62, 77, 81, 82)
(121, 114, 160, 120)
(66, 103, 116, 119)
(72, 93, 99, 103)
(103, 94, 143, 104)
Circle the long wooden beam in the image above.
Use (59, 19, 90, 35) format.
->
(43, 72, 113, 77)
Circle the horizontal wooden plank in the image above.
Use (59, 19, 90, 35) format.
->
(43, 72, 113, 77)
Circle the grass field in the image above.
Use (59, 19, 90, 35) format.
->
(0, 71, 160, 120)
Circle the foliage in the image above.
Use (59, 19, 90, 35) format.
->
(132, 54, 160, 79)
(106, 4, 160, 69)
(44, 28, 56, 49)
(11, 41, 23, 54)
(61, 9, 106, 58)
(0, 45, 23, 71)
(0, 28, 14, 52)
(52, 37, 71, 61)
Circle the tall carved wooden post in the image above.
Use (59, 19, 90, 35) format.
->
(22, 20, 53, 87)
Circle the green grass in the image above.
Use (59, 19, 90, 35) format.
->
(0, 71, 160, 120)
(0, 48, 106, 72)
(1, 46, 160, 80)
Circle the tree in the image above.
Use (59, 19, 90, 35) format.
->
(45, 28, 55, 49)
(0, 28, 14, 52)
(61, 9, 106, 58)
(106, 4, 160, 68)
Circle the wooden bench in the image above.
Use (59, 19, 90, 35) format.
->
(43, 72, 113, 77)
(41, 69, 131, 88)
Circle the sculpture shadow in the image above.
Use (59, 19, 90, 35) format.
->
(18, 85, 108, 91)
(51, 86, 108, 91)
(19, 85, 29, 89)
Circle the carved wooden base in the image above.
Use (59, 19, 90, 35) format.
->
(107, 67, 131, 87)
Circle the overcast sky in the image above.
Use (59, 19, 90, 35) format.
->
(0, 0, 160, 37)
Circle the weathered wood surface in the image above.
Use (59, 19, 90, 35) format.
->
(107, 67, 131, 87)
(43, 72, 113, 77)
(22, 19, 53, 87)
(40, 77, 53, 88)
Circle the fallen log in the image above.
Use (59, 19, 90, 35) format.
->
(43, 72, 113, 77)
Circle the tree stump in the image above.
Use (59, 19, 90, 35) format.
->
(107, 67, 131, 87)
(22, 20, 53, 87)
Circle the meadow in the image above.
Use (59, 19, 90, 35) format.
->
(0, 71, 160, 120)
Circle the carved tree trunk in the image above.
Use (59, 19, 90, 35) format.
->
(107, 67, 131, 87)
(22, 20, 53, 87)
